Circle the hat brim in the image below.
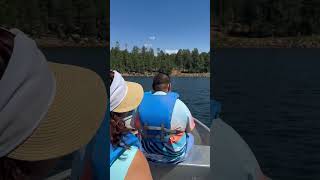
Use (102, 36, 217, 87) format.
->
(7, 62, 107, 161)
(112, 82, 143, 113)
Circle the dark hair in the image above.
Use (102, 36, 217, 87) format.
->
(0, 27, 14, 79)
(0, 157, 59, 180)
(109, 71, 130, 147)
(152, 72, 171, 91)
(0, 158, 32, 180)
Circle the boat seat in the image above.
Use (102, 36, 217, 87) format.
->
(149, 145, 210, 180)
(178, 144, 210, 167)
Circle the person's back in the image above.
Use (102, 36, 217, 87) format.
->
(135, 73, 195, 164)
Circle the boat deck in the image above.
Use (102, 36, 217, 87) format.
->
(149, 144, 210, 180)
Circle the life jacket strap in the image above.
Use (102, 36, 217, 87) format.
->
(142, 125, 182, 134)
(139, 123, 184, 142)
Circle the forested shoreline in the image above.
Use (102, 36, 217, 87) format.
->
(0, 0, 107, 47)
(214, 0, 320, 38)
(111, 42, 210, 76)
(213, 31, 320, 48)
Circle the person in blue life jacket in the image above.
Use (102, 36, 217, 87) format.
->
(133, 72, 196, 164)
(80, 70, 152, 180)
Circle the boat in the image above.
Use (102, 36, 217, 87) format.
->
(46, 118, 211, 180)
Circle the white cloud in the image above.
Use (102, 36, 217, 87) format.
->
(165, 49, 178, 54)
(149, 36, 156, 40)
(144, 43, 153, 47)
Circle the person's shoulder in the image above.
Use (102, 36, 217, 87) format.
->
(175, 99, 188, 109)
(174, 99, 191, 113)
(126, 149, 153, 180)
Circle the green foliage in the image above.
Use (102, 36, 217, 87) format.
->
(0, 0, 106, 39)
(215, 0, 320, 37)
(111, 43, 210, 74)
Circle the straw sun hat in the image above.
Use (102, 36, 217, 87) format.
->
(110, 71, 143, 113)
(0, 29, 107, 161)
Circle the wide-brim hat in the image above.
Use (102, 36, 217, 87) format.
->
(113, 81, 143, 113)
(8, 63, 107, 161)
(0, 29, 107, 161)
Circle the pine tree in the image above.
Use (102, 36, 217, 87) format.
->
(110, 44, 210, 74)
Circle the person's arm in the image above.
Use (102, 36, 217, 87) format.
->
(125, 150, 153, 180)
(186, 116, 196, 133)
(179, 100, 195, 133)
(172, 99, 196, 133)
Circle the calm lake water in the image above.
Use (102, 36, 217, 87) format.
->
(126, 77, 211, 126)
(212, 49, 320, 180)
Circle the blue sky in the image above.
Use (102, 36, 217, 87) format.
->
(110, 0, 210, 54)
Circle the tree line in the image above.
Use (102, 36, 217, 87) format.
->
(214, 0, 320, 37)
(0, 0, 106, 40)
(111, 42, 210, 74)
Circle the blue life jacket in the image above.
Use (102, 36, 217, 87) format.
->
(138, 91, 180, 141)
(110, 133, 140, 166)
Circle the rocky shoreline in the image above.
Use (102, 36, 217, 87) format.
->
(36, 38, 105, 48)
(33, 35, 106, 48)
(214, 31, 320, 48)
(122, 72, 210, 77)
(34, 37, 107, 48)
